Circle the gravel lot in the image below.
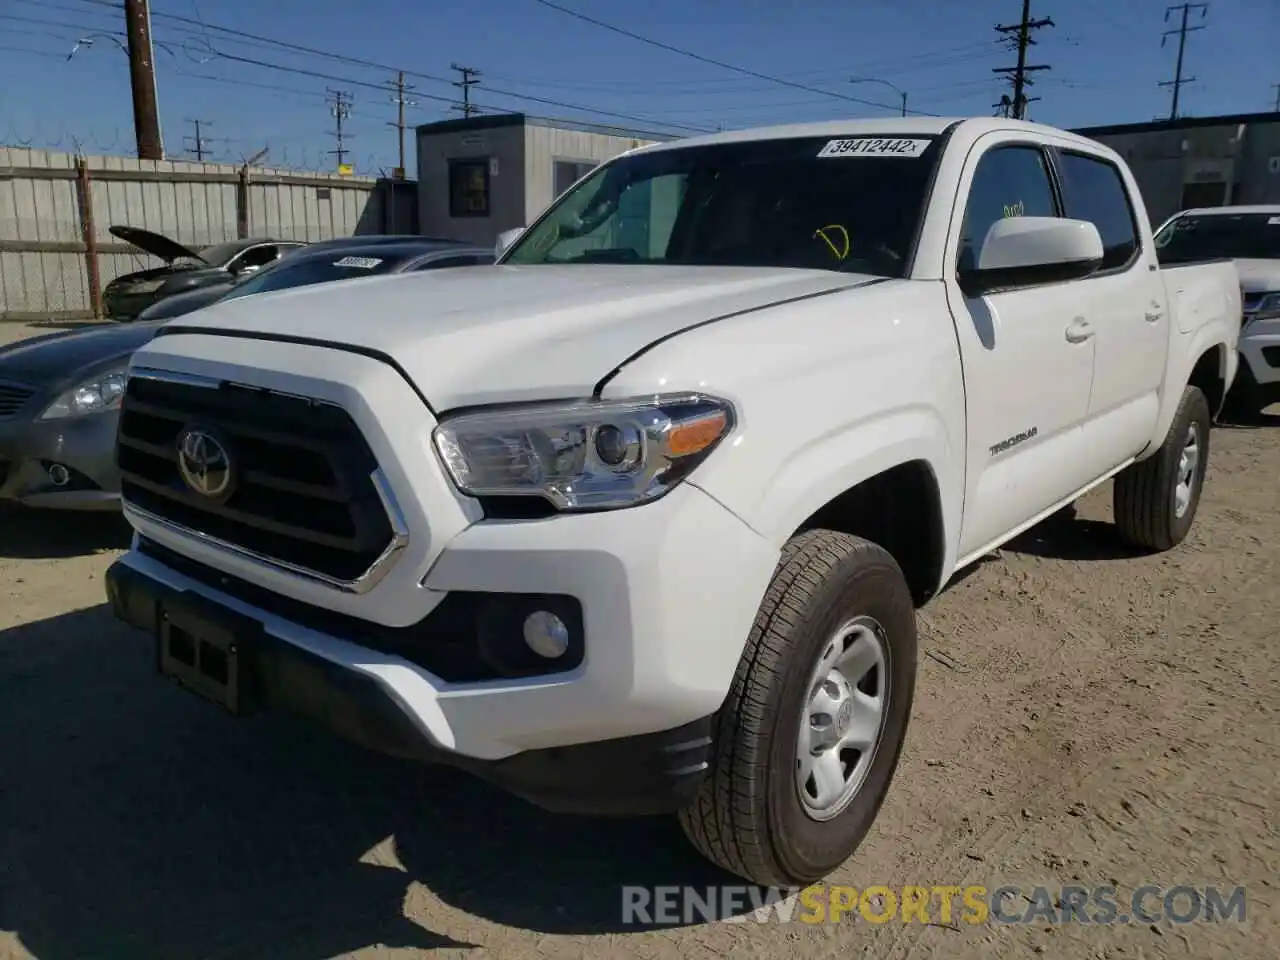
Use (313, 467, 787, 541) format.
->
(1, 320, 1275, 960)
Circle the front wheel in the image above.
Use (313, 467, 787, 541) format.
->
(678, 530, 917, 887)
(1113, 384, 1211, 551)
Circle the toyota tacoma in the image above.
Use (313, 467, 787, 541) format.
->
(104, 118, 1241, 887)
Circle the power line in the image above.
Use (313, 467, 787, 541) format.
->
(992, 0, 1054, 120)
(175, 70, 683, 144)
(451, 63, 481, 118)
(199, 44, 713, 134)
(480, 41, 1002, 93)
(0, 11, 123, 35)
(68, 0, 709, 133)
(327, 88, 353, 170)
(527, 0, 941, 116)
(1160, 3, 1208, 120)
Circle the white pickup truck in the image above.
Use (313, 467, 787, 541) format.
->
(1154, 204, 1280, 414)
(105, 117, 1241, 887)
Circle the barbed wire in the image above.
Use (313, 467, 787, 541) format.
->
(0, 119, 396, 175)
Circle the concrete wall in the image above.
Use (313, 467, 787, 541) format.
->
(1087, 118, 1280, 225)
(0, 148, 416, 320)
(416, 124, 525, 246)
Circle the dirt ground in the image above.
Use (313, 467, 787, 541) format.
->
(0, 320, 1275, 960)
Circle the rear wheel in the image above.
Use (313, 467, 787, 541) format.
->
(1113, 384, 1211, 551)
(678, 530, 917, 887)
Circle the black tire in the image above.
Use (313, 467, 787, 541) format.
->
(678, 530, 917, 887)
(1113, 384, 1211, 552)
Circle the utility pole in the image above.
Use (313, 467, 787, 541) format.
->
(1273, 82, 1280, 112)
(1160, 3, 1208, 120)
(327, 88, 353, 170)
(123, 0, 163, 158)
(184, 118, 213, 161)
(993, 0, 1054, 120)
(451, 63, 481, 118)
(386, 71, 417, 177)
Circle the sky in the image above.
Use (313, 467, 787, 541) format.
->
(0, 0, 1276, 175)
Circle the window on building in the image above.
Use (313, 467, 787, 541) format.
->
(449, 158, 490, 218)
(1055, 150, 1140, 271)
(553, 159, 597, 199)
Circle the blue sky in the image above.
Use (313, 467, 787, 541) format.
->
(1, 0, 1275, 174)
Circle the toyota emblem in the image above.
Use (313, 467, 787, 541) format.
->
(177, 427, 234, 499)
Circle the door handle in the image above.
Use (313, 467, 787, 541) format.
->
(1065, 318, 1095, 343)
(1145, 311, 1163, 323)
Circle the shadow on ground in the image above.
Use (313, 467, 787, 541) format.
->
(1003, 503, 1149, 562)
(1216, 406, 1280, 430)
(0, 605, 742, 959)
(0, 506, 132, 559)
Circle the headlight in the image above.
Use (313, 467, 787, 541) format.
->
(433, 393, 735, 510)
(129, 279, 165, 294)
(39, 365, 128, 420)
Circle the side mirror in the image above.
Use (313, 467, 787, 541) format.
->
(961, 217, 1104, 295)
(495, 227, 525, 260)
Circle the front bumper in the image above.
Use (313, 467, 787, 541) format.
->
(0, 409, 122, 509)
(106, 481, 780, 808)
(1238, 316, 1280, 386)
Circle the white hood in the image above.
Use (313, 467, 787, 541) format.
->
(1233, 259, 1280, 294)
(161, 264, 883, 409)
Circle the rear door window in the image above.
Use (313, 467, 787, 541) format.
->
(1055, 151, 1140, 271)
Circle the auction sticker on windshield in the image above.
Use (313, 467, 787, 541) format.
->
(817, 138, 931, 158)
(333, 256, 383, 269)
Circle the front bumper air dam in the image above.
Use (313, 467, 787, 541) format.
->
(105, 483, 781, 815)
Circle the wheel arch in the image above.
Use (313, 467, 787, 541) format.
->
(791, 459, 949, 607)
(729, 408, 960, 607)
(1146, 334, 1233, 456)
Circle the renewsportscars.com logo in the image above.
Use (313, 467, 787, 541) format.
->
(621, 884, 1249, 927)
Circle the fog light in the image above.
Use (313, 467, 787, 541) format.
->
(522, 610, 570, 659)
(47, 463, 71, 486)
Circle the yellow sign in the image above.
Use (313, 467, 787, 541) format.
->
(337, 163, 354, 176)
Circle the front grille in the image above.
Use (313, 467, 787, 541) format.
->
(117, 375, 397, 583)
(0, 381, 35, 420)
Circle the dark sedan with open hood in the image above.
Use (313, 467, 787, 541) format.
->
(102, 226, 306, 320)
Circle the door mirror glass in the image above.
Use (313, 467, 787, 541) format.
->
(962, 216, 1104, 293)
(495, 227, 525, 260)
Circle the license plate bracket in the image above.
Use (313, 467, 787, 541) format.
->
(157, 599, 250, 715)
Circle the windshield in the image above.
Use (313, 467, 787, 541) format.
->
(195, 241, 252, 267)
(1154, 213, 1280, 263)
(219, 252, 406, 301)
(502, 135, 944, 278)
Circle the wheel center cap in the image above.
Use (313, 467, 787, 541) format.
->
(836, 698, 853, 736)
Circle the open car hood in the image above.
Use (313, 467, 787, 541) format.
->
(109, 225, 206, 264)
